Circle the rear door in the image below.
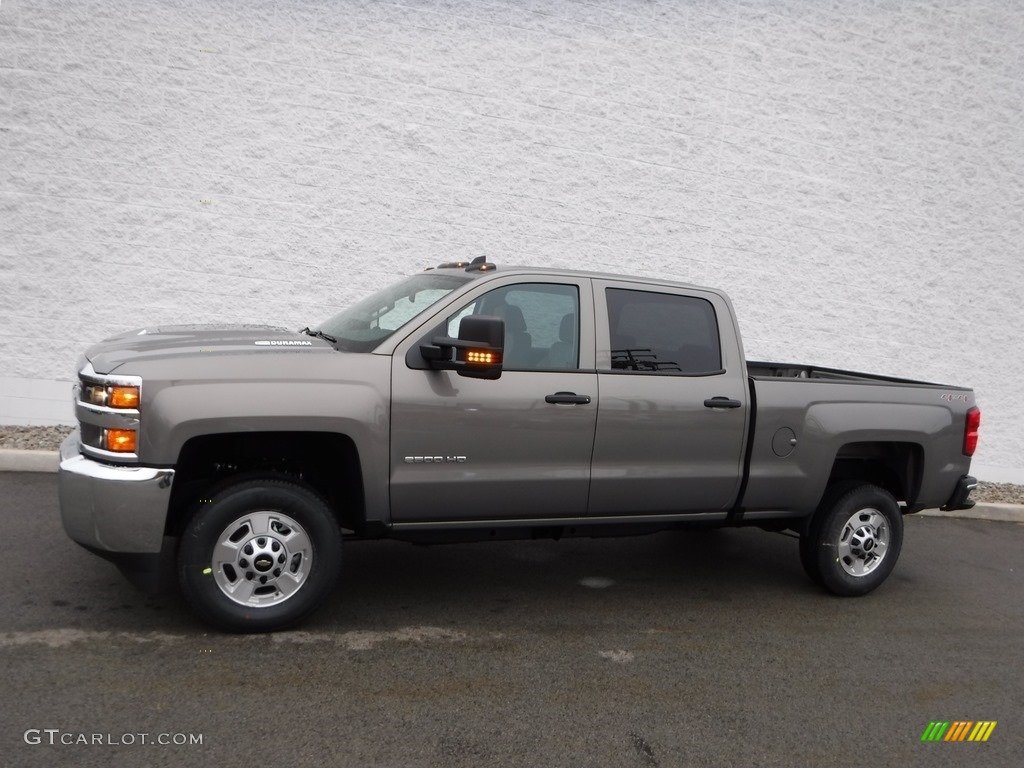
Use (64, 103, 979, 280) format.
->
(389, 276, 598, 523)
(589, 280, 748, 515)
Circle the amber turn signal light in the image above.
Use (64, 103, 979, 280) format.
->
(466, 350, 498, 364)
(108, 386, 140, 409)
(104, 429, 137, 453)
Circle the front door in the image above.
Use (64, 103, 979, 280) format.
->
(389, 277, 597, 523)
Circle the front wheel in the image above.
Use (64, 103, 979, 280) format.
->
(800, 484, 903, 596)
(177, 477, 342, 632)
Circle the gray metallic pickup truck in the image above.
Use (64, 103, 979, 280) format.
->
(59, 260, 981, 632)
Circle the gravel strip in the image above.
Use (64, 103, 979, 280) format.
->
(973, 481, 1024, 505)
(0, 425, 74, 451)
(2, 426, 1023, 504)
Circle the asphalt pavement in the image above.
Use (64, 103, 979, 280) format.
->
(3, 472, 1022, 768)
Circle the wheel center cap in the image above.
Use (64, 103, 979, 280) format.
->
(254, 555, 274, 572)
(863, 537, 874, 551)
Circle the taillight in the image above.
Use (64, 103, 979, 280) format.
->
(963, 407, 981, 457)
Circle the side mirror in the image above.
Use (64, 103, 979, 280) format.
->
(420, 315, 504, 380)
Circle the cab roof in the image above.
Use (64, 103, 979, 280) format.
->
(423, 257, 711, 293)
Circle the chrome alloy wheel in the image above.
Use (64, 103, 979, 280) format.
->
(836, 508, 889, 577)
(212, 511, 313, 607)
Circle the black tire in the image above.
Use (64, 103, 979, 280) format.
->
(800, 483, 903, 596)
(177, 477, 342, 633)
(798, 526, 824, 586)
(798, 480, 862, 586)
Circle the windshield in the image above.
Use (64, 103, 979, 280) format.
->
(314, 273, 471, 352)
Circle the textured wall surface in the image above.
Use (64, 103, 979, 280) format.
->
(1, 0, 1021, 480)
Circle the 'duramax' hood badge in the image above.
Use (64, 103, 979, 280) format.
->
(254, 340, 314, 346)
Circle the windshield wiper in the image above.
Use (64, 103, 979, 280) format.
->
(300, 327, 337, 344)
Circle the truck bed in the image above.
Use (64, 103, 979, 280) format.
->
(747, 361, 970, 390)
(740, 366, 975, 518)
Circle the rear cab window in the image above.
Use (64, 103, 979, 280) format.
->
(601, 287, 723, 375)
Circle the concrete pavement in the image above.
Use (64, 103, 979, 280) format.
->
(3, 471, 1023, 768)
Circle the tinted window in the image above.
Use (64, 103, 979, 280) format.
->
(604, 288, 721, 374)
(448, 284, 580, 370)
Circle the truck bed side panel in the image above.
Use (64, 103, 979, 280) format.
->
(742, 377, 974, 516)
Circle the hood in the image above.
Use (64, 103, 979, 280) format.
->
(85, 324, 335, 374)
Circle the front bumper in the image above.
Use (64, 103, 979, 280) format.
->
(941, 474, 977, 512)
(58, 429, 174, 554)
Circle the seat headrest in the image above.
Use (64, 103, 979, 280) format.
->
(560, 313, 575, 342)
(495, 304, 527, 332)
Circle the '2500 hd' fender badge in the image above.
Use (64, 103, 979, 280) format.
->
(405, 456, 467, 464)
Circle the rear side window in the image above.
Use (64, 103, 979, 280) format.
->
(604, 288, 722, 374)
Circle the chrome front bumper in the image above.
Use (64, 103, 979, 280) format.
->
(58, 430, 175, 554)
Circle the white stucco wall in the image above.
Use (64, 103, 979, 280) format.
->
(0, 0, 1021, 480)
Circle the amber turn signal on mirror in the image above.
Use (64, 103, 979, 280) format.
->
(466, 350, 500, 365)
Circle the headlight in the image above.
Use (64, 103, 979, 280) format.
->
(83, 384, 140, 409)
(77, 362, 143, 461)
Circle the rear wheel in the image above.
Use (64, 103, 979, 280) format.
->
(800, 484, 903, 596)
(177, 477, 342, 632)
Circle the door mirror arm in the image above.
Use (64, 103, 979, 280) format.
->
(419, 315, 505, 380)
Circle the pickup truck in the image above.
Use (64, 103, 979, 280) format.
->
(58, 259, 981, 632)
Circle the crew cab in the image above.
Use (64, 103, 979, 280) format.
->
(58, 260, 980, 631)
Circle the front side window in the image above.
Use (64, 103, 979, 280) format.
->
(447, 283, 580, 370)
(604, 288, 721, 374)
(316, 273, 470, 352)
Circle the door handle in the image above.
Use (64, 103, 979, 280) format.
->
(703, 397, 742, 409)
(545, 392, 592, 405)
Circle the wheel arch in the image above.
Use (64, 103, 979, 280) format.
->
(165, 431, 366, 538)
(825, 441, 923, 507)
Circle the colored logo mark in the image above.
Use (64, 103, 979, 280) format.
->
(921, 721, 997, 742)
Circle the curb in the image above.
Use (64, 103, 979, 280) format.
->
(0, 449, 59, 472)
(916, 504, 1024, 523)
(2, 448, 1022, 523)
